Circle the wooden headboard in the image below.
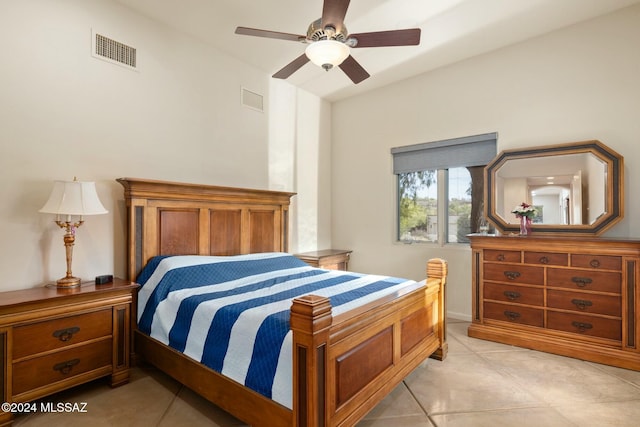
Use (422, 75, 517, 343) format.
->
(117, 178, 296, 281)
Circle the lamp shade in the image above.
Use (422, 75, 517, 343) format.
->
(305, 40, 350, 70)
(39, 180, 108, 215)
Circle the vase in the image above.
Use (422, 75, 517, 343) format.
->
(519, 216, 532, 236)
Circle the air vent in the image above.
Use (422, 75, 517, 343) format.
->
(92, 31, 137, 70)
(241, 87, 264, 112)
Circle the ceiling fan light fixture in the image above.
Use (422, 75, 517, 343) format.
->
(305, 40, 350, 71)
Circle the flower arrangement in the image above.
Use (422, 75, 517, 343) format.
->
(511, 202, 536, 219)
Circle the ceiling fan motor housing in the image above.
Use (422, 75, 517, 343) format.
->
(307, 18, 347, 42)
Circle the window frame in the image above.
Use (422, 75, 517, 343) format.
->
(392, 133, 497, 246)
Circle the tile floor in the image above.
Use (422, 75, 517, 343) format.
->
(13, 319, 640, 426)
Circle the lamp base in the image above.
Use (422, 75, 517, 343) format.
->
(55, 276, 82, 288)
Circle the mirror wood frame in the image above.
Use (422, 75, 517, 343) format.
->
(485, 140, 624, 236)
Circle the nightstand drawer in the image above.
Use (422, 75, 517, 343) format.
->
(13, 309, 112, 359)
(12, 338, 112, 395)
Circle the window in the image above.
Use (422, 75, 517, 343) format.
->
(392, 133, 497, 245)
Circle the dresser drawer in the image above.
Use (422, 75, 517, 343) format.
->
(547, 311, 621, 341)
(483, 250, 520, 263)
(483, 301, 544, 327)
(12, 338, 112, 395)
(483, 263, 544, 285)
(547, 290, 621, 317)
(571, 254, 622, 271)
(547, 269, 621, 293)
(484, 282, 543, 306)
(524, 251, 568, 266)
(13, 309, 112, 360)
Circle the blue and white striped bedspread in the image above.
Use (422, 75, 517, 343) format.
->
(136, 252, 417, 409)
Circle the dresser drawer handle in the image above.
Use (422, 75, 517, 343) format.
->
(503, 291, 521, 301)
(571, 299, 593, 310)
(53, 358, 80, 375)
(53, 326, 80, 342)
(497, 254, 506, 261)
(539, 256, 549, 264)
(503, 271, 521, 280)
(589, 259, 601, 268)
(571, 321, 593, 333)
(571, 277, 593, 288)
(503, 311, 521, 321)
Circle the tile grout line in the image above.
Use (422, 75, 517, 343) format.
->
(155, 384, 184, 426)
(402, 379, 439, 426)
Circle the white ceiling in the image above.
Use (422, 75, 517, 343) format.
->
(114, 0, 640, 101)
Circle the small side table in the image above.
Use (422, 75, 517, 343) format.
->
(294, 249, 352, 271)
(0, 278, 138, 426)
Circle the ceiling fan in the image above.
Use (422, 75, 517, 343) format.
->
(235, 0, 421, 84)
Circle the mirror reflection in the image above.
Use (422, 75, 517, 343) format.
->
(495, 153, 607, 225)
(485, 140, 623, 235)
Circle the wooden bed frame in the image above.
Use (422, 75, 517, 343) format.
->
(118, 177, 447, 427)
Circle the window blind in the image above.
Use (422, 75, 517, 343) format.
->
(391, 132, 497, 174)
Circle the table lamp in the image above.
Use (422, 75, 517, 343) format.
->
(39, 178, 108, 288)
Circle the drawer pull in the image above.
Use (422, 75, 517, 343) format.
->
(571, 277, 593, 288)
(571, 299, 593, 310)
(53, 358, 80, 375)
(503, 311, 521, 321)
(497, 254, 506, 261)
(539, 256, 549, 264)
(53, 326, 80, 342)
(589, 259, 601, 268)
(503, 271, 521, 280)
(503, 291, 521, 301)
(571, 321, 593, 333)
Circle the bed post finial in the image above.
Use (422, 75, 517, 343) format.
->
(427, 258, 448, 361)
(427, 258, 447, 284)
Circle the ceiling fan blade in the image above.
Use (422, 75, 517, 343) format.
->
(350, 28, 421, 48)
(235, 27, 305, 42)
(322, 0, 351, 33)
(339, 55, 369, 84)
(272, 54, 310, 79)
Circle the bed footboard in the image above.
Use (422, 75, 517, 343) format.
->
(291, 258, 447, 427)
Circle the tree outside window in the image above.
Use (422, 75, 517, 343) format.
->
(398, 166, 484, 244)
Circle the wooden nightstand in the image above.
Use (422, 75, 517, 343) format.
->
(0, 278, 138, 426)
(294, 249, 352, 271)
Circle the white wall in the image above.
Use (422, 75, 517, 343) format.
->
(331, 4, 640, 320)
(0, 0, 330, 290)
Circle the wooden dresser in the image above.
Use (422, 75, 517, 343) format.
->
(468, 234, 640, 370)
(0, 279, 138, 426)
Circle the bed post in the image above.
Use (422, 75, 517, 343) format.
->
(427, 258, 448, 361)
(290, 295, 332, 427)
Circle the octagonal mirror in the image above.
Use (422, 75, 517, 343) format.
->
(485, 140, 624, 235)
